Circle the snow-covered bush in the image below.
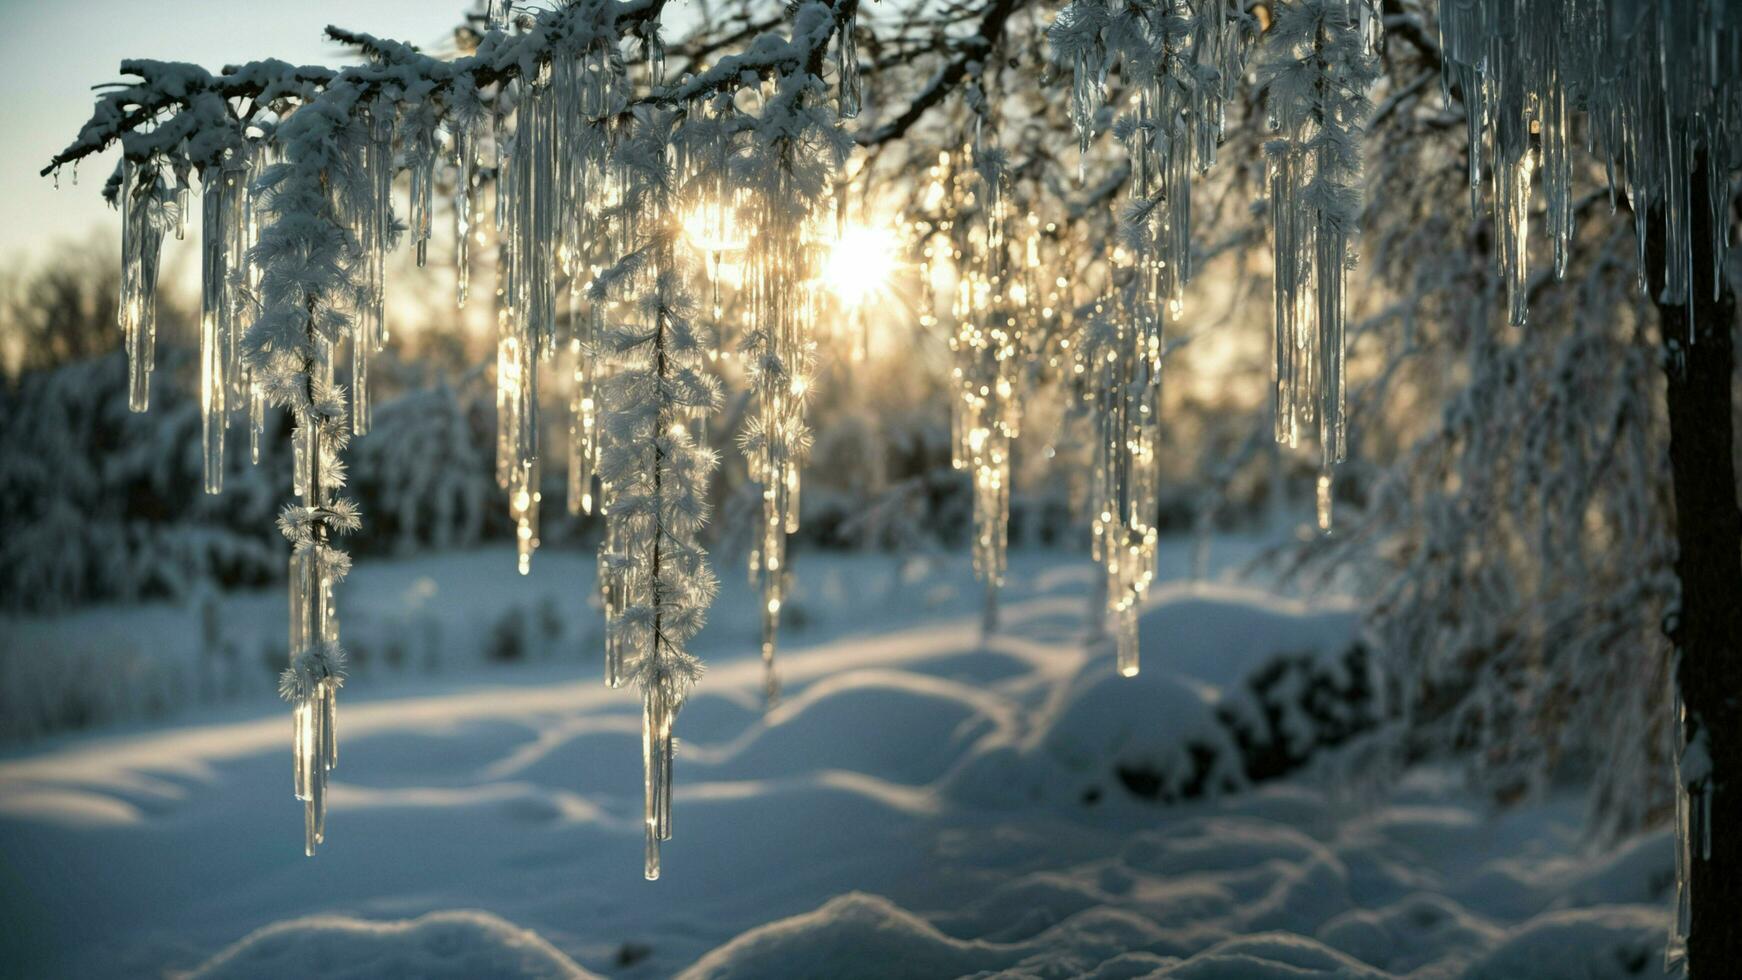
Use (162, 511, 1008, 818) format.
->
(0, 350, 284, 612)
(1285, 8, 1684, 837)
(0, 353, 523, 611)
(1045, 657, 1249, 805)
(347, 381, 491, 556)
(1216, 642, 1384, 785)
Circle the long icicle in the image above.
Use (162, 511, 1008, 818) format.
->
(1050, 0, 1248, 669)
(119, 159, 167, 414)
(1260, 0, 1379, 535)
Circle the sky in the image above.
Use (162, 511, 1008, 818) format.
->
(0, 0, 465, 262)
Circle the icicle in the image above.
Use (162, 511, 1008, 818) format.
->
(409, 131, 435, 269)
(171, 168, 188, 242)
(492, 74, 566, 559)
(837, 6, 861, 119)
(352, 103, 393, 438)
(1046, 0, 1246, 669)
(594, 105, 714, 879)
(510, 459, 541, 576)
(1440, 0, 1742, 325)
(497, 323, 539, 564)
(455, 127, 472, 309)
(1260, 0, 1376, 525)
(118, 159, 165, 413)
(1115, 602, 1138, 677)
(642, 25, 666, 89)
(200, 165, 230, 494)
(602, 512, 628, 688)
(1494, 122, 1534, 327)
(738, 139, 822, 709)
(568, 336, 596, 515)
(946, 133, 1023, 634)
(761, 590, 781, 705)
(642, 683, 674, 879)
(249, 380, 265, 465)
(1068, 48, 1102, 181)
(280, 339, 349, 856)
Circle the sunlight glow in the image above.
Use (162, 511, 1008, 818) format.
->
(822, 222, 900, 309)
(682, 202, 746, 255)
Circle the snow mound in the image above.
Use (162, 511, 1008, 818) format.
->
(678, 893, 1185, 979)
(1122, 818, 1331, 877)
(1044, 657, 1245, 801)
(931, 872, 1112, 942)
(1158, 932, 1387, 979)
(696, 670, 1009, 785)
(1463, 906, 1666, 980)
(1315, 892, 1501, 974)
(185, 909, 598, 980)
(0, 550, 1678, 979)
(945, 655, 1245, 808)
(675, 892, 1015, 979)
(1137, 583, 1359, 694)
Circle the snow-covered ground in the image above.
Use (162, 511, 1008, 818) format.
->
(0, 541, 1672, 978)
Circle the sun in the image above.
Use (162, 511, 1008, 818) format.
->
(821, 222, 901, 309)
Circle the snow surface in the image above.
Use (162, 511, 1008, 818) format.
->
(0, 541, 1672, 978)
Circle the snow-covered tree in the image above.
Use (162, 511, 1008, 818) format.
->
(1276, 2, 1739, 971)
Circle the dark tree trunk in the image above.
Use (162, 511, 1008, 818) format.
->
(1648, 152, 1742, 977)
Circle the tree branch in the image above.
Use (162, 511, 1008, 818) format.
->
(858, 0, 1029, 146)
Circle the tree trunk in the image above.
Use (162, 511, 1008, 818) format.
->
(1648, 152, 1742, 977)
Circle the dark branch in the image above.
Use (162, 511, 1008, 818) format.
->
(858, 0, 1029, 146)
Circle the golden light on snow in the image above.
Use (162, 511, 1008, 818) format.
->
(822, 222, 900, 309)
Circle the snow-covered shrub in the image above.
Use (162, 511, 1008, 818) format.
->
(0, 350, 284, 612)
(0, 588, 288, 740)
(1288, 49, 1681, 834)
(347, 382, 490, 556)
(1043, 658, 1248, 806)
(0, 634, 178, 739)
(1044, 642, 1385, 806)
(0, 354, 534, 611)
(1216, 642, 1385, 784)
(483, 598, 565, 664)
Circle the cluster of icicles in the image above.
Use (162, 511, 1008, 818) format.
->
(1262, 0, 1381, 535)
(1434, 0, 1741, 961)
(120, 144, 356, 858)
(1053, 0, 1248, 674)
(738, 143, 821, 709)
(103, 0, 866, 875)
(923, 130, 1044, 636)
(1438, 0, 1741, 336)
(119, 149, 278, 487)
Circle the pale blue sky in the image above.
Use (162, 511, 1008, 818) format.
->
(0, 0, 467, 261)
